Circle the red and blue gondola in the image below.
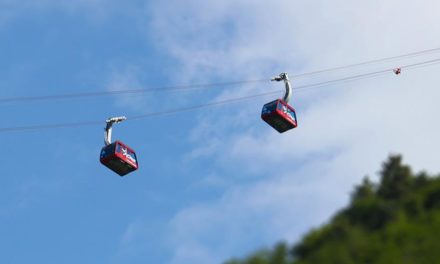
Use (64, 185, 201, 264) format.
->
(261, 99, 297, 133)
(100, 140, 138, 176)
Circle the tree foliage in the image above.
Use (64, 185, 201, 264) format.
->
(224, 155, 440, 264)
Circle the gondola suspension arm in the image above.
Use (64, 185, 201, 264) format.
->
(271, 72, 292, 103)
(104, 116, 126, 146)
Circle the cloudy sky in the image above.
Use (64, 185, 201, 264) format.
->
(1, 1, 440, 263)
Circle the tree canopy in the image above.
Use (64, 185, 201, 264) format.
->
(225, 155, 440, 264)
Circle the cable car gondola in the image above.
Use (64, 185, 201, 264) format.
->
(261, 73, 297, 133)
(100, 116, 138, 176)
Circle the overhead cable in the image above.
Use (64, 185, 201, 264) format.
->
(1, 58, 439, 133)
(0, 91, 280, 132)
(1, 47, 440, 104)
(293, 47, 440, 78)
(295, 58, 440, 91)
(0, 79, 268, 104)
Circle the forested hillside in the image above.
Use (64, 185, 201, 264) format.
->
(225, 155, 440, 264)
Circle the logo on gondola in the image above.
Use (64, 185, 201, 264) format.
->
(121, 147, 137, 165)
(281, 105, 296, 122)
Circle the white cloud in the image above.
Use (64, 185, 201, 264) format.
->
(168, 161, 351, 264)
(145, 1, 440, 263)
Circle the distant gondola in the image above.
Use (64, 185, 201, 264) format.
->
(261, 73, 297, 133)
(100, 116, 138, 176)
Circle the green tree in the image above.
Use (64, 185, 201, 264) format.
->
(351, 176, 375, 201)
(226, 155, 440, 264)
(377, 155, 412, 200)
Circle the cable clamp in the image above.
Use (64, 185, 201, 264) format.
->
(271, 72, 289, 82)
(106, 116, 127, 124)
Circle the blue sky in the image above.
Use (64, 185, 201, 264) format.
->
(2, 1, 440, 263)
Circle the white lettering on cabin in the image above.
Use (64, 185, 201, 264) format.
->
(121, 147, 137, 165)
